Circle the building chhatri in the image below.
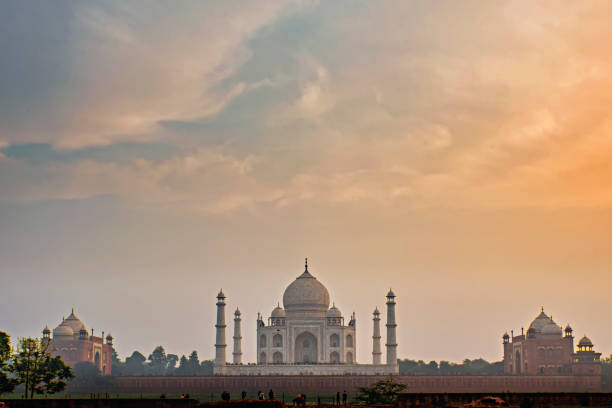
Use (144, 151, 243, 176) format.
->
(213, 259, 399, 375)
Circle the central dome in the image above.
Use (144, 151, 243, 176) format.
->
(282, 260, 330, 316)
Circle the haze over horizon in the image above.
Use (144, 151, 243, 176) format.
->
(1, 0, 611, 365)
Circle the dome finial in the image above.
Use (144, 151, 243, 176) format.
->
(541, 306, 544, 312)
(305, 257, 308, 272)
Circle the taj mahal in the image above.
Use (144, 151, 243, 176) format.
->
(212, 259, 399, 375)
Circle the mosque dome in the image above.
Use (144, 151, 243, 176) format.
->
(326, 304, 342, 318)
(541, 321, 562, 335)
(528, 308, 552, 333)
(282, 260, 330, 316)
(271, 305, 286, 318)
(578, 336, 593, 347)
(53, 323, 74, 338)
(63, 309, 87, 333)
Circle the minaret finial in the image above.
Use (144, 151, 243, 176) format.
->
(72, 307, 74, 314)
(305, 257, 308, 271)
(541, 306, 544, 312)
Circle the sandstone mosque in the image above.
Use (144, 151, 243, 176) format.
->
(42, 309, 114, 375)
(212, 259, 399, 375)
(503, 308, 602, 376)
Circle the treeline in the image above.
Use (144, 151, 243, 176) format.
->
(112, 346, 213, 376)
(398, 358, 504, 375)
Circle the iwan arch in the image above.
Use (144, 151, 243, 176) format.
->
(213, 259, 398, 375)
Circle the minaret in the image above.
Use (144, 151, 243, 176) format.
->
(215, 289, 227, 367)
(385, 289, 398, 365)
(233, 308, 242, 364)
(372, 307, 382, 364)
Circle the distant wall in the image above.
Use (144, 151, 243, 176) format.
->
(114, 375, 602, 394)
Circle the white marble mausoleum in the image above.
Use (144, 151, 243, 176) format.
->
(213, 259, 399, 375)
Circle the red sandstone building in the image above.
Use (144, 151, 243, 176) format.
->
(503, 308, 601, 376)
(42, 309, 114, 375)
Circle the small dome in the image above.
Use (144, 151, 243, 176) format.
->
(373, 307, 380, 315)
(234, 308, 241, 316)
(42, 325, 51, 334)
(326, 304, 342, 318)
(387, 289, 396, 298)
(63, 309, 87, 333)
(217, 289, 225, 299)
(565, 324, 573, 332)
(271, 305, 286, 318)
(578, 336, 593, 347)
(53, 323, 74, 338)
(503, 332, 510, 339)
(106, 333, 113, 340)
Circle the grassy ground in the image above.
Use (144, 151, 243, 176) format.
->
(1, 392, 356, 404)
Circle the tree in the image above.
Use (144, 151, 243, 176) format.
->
(602, 354, 612, 391)
(69, 362, 115, 393)
(124, 351, 146, 375)
(175, 355, 189, 376)
(167, 354, 179, 373)
(148, 346, 167, 375)
(357, 378, 407, 404)
(200, 360, 214, 376)
(0, 331, 16, 395)
(188, 351, 199, 376)
(111, 348, 125, 376)
(8, 338, 73, 398)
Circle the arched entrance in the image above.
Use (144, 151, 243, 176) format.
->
(515, 350, 521, 374)
(295, 332, 318, 364)
(330, 351, 340, 363)
(94, 351, 101, 371)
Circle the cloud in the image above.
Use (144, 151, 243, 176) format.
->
(2, 0, 612, 213)
(0, 0, 314, 148)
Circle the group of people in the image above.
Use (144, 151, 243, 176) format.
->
(336, 391, 348, 405)
(216, 389, 348, 405)
(256, 389, 275, 400)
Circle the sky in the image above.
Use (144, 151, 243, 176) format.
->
(1, 0, 612, 364)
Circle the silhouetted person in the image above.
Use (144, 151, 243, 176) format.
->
(337, 391, 340, 406)
(241, 391, 247, 399)
(258, 390, 264, 400)
(342, 391, 347, 405)
(221, 391, 230, 401)
(185, 394, 190, 399)
(269, 389, 275, 400)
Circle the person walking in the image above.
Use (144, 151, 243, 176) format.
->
(241, 391, 247, 400)
(342, 391, 348, 405)
(336, 391, 341, 406)
(269, 389, 275, 401)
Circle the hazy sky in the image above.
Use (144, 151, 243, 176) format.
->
(1, 0, 612, 364)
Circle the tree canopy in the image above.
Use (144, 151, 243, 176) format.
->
(357, 378, 407, 404)
(8, 337, 73, 398)
(398, 358, 504, 375)
(0, 331, 16, 395)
